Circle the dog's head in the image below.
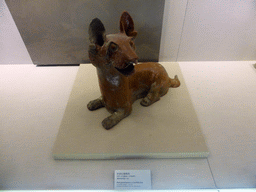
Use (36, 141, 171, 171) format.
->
(88, 12, 138, 76)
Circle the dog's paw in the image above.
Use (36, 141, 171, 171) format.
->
(87, 100, 98, 111)
(102, 117, 117, 130)
(140, 97, 152, 107)
(87, 98, 104, 111)
(140, 96, 160, 107)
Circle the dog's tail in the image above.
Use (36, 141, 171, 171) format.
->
(169, 75, 180, 88)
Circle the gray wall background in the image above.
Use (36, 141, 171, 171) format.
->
(1, 0, 256, 64)
(5, 0, 165, 65)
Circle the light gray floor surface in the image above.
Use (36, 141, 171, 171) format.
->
(1, 61, 256, 190)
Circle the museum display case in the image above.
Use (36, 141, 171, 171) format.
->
(1, 0, 256, 190)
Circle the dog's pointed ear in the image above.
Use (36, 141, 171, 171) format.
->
(89, 18, 106, 46)
(120, 11, 137, 38)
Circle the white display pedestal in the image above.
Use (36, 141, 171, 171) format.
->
(52, 62, 209, 159)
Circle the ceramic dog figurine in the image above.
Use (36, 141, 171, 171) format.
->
(87, 11, 180, 130)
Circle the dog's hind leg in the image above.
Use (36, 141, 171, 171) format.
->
(87, 96, 105, 111)
(140, 82, 161, 107)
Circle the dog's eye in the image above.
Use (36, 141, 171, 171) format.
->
(109, 43, 118, 52)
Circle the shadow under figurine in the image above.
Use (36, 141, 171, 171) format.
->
(87, 11, 180, 130)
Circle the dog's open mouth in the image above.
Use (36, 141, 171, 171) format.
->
(115, 62, 135, 76)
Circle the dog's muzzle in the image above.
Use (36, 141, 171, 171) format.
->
(115, 61, 137, 76)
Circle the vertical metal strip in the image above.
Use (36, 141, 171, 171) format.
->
(176, 0, 189, 62)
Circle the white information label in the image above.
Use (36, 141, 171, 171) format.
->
(114, 170, 151, 190)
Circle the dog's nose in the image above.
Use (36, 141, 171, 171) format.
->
(125, 57, 138, 66)
(126, 49, 138, 64)
(130, 56, 139, 64)
(130, 57, 138, 64)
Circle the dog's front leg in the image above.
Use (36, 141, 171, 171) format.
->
(102, 109, 131, 130)
(87, 96, 105, 111)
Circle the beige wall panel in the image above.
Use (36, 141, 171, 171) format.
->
(177, 0, 256, 61)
